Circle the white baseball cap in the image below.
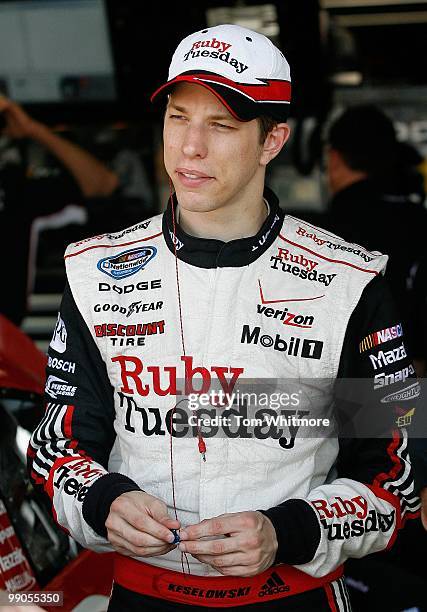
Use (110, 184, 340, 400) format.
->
(151, 24, 291, 122)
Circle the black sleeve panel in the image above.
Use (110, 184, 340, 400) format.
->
(335, 275, 419, 487)
(27, 281, 140, 541)
(259, 500, 321, 565)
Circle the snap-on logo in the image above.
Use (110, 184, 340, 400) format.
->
(97, 246, 157, 280)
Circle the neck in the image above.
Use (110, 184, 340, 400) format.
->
(177, 193, 269, 242)
(330, 169, 368, 196)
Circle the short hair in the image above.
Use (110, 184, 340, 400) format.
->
(328, 105, 398, 177)
(257, 115, 278, 144)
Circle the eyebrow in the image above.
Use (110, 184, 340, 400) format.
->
(168, 103, 233, 122)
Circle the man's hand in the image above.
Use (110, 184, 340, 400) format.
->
(0, 95, 39, 139)
(105, 491, 180, 557)
(178, 511, 278, 577)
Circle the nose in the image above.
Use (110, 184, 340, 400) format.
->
(181, 122, 208, 159)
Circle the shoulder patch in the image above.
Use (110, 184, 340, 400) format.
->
(283, 215, 387, 273)
(64, 214, 162, 259)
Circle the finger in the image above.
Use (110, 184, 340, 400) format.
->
(107, 515, 176, 548)
(157, 515, 181, 530)
(180, 514, 240, 541)
(131, 514, 179, 543)
(179, 534, 243, 556)
(112, 500, 179, 543)
(215, 565, 260, 578)
(109, 531, 175, 557)
(190, 551, 253, 569)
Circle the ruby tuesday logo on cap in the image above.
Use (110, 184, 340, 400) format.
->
(184, 36, 248, 74)
(151, 24, 292, 122)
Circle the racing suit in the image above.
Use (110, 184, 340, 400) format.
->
(28, 187, 420, 610)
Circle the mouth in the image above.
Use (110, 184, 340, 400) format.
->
(176, 168, 214, 188)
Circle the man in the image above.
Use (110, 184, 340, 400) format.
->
(324, 105, 427, 532)
(324, 105, 427, 370)
(28, 25, 420, 611)
(0, 95, 118, 325)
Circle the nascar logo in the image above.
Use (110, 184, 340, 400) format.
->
(359, 323, 403, 353)
(97, 246, 157, 280)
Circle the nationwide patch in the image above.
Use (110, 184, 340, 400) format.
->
(97, 246, 157, 280)
(359, 323, 403, 353)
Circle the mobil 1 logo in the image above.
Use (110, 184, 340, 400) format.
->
(241, 325, 323, 359)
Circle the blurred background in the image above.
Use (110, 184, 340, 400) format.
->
(0, 2, 426, 609)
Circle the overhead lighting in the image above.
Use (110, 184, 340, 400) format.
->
(206, 4, 279, 39)
(321, 0, 427, 7)
(331, 71, 363, 85)
(334, 11, 427, 25)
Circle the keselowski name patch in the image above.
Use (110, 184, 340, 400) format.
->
(97, 246, 157, 280)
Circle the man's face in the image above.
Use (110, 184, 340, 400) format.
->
(163, 83, 265, 214)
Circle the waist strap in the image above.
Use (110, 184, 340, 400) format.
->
(114, 554, 343, 608)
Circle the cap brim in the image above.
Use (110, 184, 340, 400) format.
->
(151, 72, 290, 122)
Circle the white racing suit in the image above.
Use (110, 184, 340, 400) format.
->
(28, 188, 420, 610)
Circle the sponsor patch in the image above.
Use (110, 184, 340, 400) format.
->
(257, 304, 314, 329)
(93, 301, 163, 317)
(374, 364, 415, 389)
(45, 375, 77, 399)
(94, 320, 165, 347)
(97, 246, 157, 280)
(241, 325, 323, 359)
(169, 231, 184, 251)
(296, 226, 374, 263)
(369, 343, 407, 370)
(396, 407, 416, 426)
(73, 220, 151, 246)
(48, 356, 76, 374)
(98, 279, 162, 293)
(183, 38, 248, 75)
(270, 255, 336, 287)
(251, 213, 280, 252)
(360, 324, 403, 353)
(320, 510, 395, 541)
(258, 572, 290, 597)
(50, 313, 67, 354)
(381, 382, 421, 404)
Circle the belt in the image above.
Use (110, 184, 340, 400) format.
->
(114, 554, 343, 608)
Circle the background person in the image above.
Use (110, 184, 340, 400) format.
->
(0, 95, 119, 326)
(323, 104, 427, 373)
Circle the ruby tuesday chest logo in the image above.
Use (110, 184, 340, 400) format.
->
(97, 247, 157, 280)
(183, 37, 248, 75)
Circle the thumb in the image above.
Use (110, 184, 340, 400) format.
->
(158, 515, 181, 530)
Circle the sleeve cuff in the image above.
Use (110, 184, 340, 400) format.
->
(259, 498, 321, 565)
(82, 472, 142, 538)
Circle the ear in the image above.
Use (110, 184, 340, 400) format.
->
(326, 147, 345, 188)
(328, 147, 344, 172)
(260, 123, 291, 166)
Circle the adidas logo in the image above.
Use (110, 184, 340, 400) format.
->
(258, 571, 290, 597)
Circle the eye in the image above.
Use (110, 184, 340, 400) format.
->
(169, 114, 187, 121)
(212, 122, 233, 130)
